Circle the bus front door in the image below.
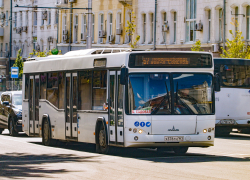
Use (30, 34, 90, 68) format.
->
(109, 71, 124, 145)
(29, 75, 39, 135)
(65, 73, 78, 140)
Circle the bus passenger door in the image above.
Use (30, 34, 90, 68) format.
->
(65, 73, 78, 140)
(109, 71, 124, 145)
(29, 75, 39, 135)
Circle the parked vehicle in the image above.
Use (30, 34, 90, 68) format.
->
(0, 91, 22, 136)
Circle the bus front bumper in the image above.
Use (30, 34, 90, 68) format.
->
(124, 133, 214, 148)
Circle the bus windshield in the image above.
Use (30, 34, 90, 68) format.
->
(128, 73, 213, 115)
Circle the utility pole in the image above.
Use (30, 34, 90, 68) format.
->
(86, 0, 92, 49)
(8, 0, 13, 81)
(223, 0, 226, 54)
(69, 2, 73, 51)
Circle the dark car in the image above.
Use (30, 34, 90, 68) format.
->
(0, 91, 22, 136)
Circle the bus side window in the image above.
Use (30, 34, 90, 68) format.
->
(58, 72, 65, 109)
(78, 71, 92, 110)
(40, 73, 46, 99)
(92, 70, 107, 110)
(46, 72, 59, 108)
(25, 74, 29, 99)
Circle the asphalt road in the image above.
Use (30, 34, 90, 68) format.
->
(0, 129, 250, 180)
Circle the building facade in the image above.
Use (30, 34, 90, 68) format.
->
(57, 0, 134, 54)
(57, 0, 250, 57)
(12, 0, 58, 59)
(136, 0, 250, 56)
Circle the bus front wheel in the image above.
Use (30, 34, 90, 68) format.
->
(97, 123, 109, 154)
(42, 118, 54, 146)
(173, 147, 188, 155)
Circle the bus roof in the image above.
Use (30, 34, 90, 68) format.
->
(23, 49, 212, 74)
(214, 58, 250, 65)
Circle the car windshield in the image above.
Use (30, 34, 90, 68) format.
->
(12, 94, 22, 105)
(128, 73, 213, 115)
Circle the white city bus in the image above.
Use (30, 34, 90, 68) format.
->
(214, 58, 250, 135)
(22, 48, 219, 154)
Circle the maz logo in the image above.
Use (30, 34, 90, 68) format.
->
(168, 126, 179, 131)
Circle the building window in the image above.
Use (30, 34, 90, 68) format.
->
(5, 11, 8, 26)
(150, 13, 154, 43)
(219, 8, 223, 42)
(235, 7, 238, 35)
(25, 11, 28, 26)
(162, 12, 167, 43)
(92, 14, 95, 42)
(41, 11, 44, 26)
(0, 43, 3, 57)
(48, 11, 51, 25)
(34, 11, 37, 26)
(14, 12, 17, 28)
(174, 12, 177, 43)
(82, 14, 87, 41)
(246, 6, 250, 40)
(62, 15, 67, 43)
(99, 13, 104, 43)
(186, 0, 196, 42)
(142, 14, 146, 44)
(109, 13, 113, 36)
(74, 15, 78, 43)
(116, 13, 122, 44)
(208, 10, 211, 42)
(55, 10, 59, 24)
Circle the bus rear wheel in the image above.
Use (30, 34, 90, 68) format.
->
(97, 123, 109, 154)
(173, 147, 188, 155)
(0, 128, 3, 134)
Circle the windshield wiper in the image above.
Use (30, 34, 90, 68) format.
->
(151, 82, 170, 115)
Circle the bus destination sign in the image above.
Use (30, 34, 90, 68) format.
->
(142, 57, 190, 66)
(129, 53, 212, 68)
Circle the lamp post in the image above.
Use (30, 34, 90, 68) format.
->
(8, 0, 13, 81)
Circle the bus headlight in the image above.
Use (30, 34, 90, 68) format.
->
(133, 128, 137, 133)
(207, 136, 211, 140)
(203, 129, 207, 133)
(134, 136, 138, 141)
(138, 129, 143, 134)
(208, 128, 211, 132)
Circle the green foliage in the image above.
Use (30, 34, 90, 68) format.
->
(191, 40, 204, 51)
(13, 49, 24, 78)
(29, 49, 52, 58)
(51, 48, 59, 55)
(125, 12, 140, 49)
(220, 18, 250, 59)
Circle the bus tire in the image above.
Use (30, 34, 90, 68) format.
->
(42, 118, 56, 146)
(97, 123, 109, 154)
(0, 128, 3, 134)
(173, 147, 188, 155)
(9, 117, 18, 136)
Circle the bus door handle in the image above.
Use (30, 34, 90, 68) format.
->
(74, 127, 77, 131)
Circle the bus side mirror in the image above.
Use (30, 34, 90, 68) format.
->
(120, 67, 128, 85)
(214, 73, 221, 92)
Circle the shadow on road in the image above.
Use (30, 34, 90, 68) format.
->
(216, 133, 250, 141)
(0, 152, 99, 178)
(30, 141, 250, 163)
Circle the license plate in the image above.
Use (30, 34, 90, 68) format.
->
(164, 136, 184, 142)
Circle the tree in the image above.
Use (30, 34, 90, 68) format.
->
(191, 40, 204, 51)
(29, 49, 52, 58)
(13, 49, 24, 78)
(220, 18, 250, 58)
(125, 12, 140, 49)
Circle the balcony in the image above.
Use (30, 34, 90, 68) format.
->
(118, 0, 132, 5)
